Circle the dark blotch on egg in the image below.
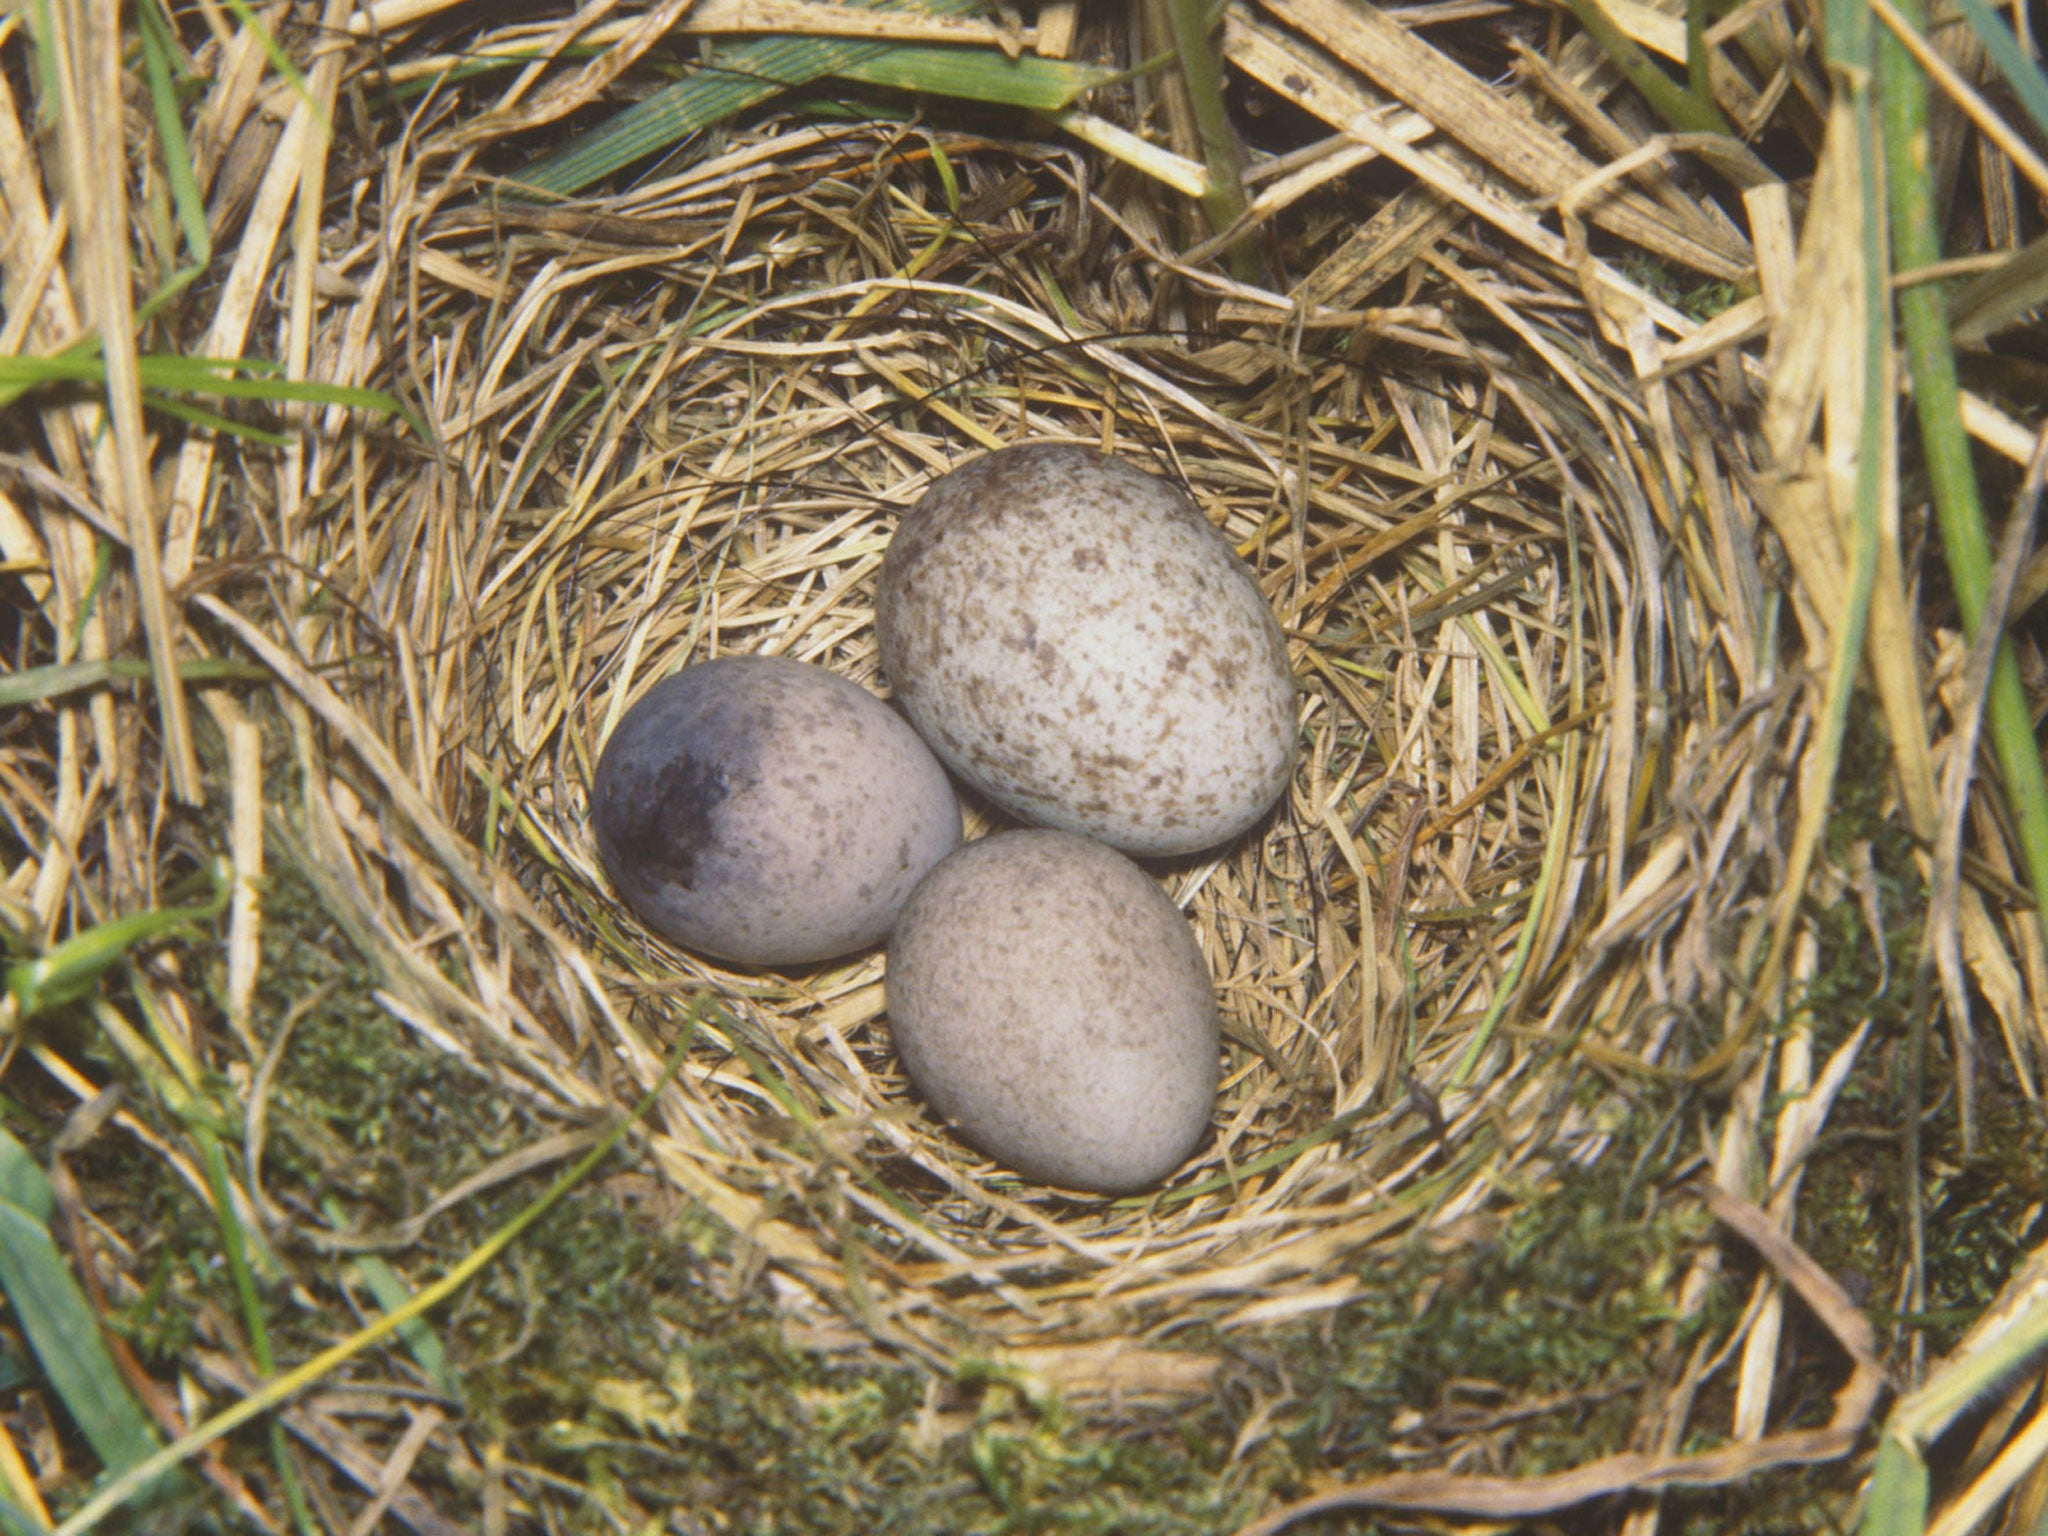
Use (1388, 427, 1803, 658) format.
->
(602, 751, 736, 891)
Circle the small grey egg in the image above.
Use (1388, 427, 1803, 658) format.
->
(885, 829, 1219, 1194)
(592, 656, 961, 967)
(876, 442, 1296, 857)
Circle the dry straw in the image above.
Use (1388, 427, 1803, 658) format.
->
(3, 0, 2047, 1530)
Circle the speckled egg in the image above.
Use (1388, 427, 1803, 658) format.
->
(875, 443, 1295, 857)
(885, 829, 1219, 1194)
(591, 656, 961, 967)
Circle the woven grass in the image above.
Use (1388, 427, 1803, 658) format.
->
(3, 0, 2048, 1531)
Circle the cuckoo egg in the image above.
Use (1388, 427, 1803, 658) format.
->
(876, 442, 1296, 857)
(591, 656, 961, 968)
(884, 829, 1219, 1194)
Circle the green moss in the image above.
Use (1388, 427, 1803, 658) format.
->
(1241, 1158, 1718, 1486)
(1613, 254, 1745, 320)
(445, 1183, 1267, 1532)
(1660, 1464, 1858, 1534)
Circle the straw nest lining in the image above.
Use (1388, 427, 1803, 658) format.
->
(345, 118, 1717, 1357)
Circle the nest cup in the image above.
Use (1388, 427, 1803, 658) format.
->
(463, 120, 1653, 1365)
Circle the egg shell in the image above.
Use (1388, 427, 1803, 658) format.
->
(885, 829, 1219, 1194)
(591, 656, 961, 967)
(876, 443, 1296, 856)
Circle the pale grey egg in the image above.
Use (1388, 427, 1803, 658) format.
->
(592, 657, 961, 967)
(876, 443, 1296, 857)
(885, 829, 1219, 1194)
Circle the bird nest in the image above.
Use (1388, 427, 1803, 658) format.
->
(438, 126, 1662, 1340)
(6, 0, 2048, 1530)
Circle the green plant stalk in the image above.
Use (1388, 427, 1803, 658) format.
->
(1947, 0, 2048, 141)
(1880, 5, 2048, 953)
(198, 1136, 317, 1536)
(1163, 0, 1260, 281)
(134, 0, 209, 266)
(0, 1130, 166, 1500)
(1685, 0, 1713, 104)
(47, 1019, 702, 1536)
(1561, 0, 1735, 136)
(1857, 1434, 1932, 1536)
(1728, 0, 1891, 1099)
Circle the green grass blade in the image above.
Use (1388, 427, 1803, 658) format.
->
(133, 353, 283, 383)
(1882, 0, 2048, 955)
(194, 1134, 318, 1534)
(1560, 0, 1734, 135)
(0, 1128, 53, 1222)
(352, 1254, 457, 1396)
(513, 42, 887, 196)
(135, 264, 207, 327)
(1720, 0, 1891, 1088)
(138, 393, 291, 445)
(1685, 0, 1713, 101)
(218, 0, 322, 131)
(5, 860, 230, 1022)
(0, 1130, 165, 1487)
(929, 136, 961, 215)
(0, 657, 265, 708)
(144, 365, 397, 413)
(511, 0, 987, 196)
(1449, 730, 1579, 1084)
(1163, 0, 1258, 279)
(1857, 1435, 1930, 1536)
(135, 0, 210, 266)
(0, 353, 406, 409)
(1946, 0, 2048, 144)
(832, 45, 1111, 109)
(0, 351, 421, 439)
(0, 335, 97, 410)
(319, 1198, 458, 1397)
(1894, 1290, 2048, 1443)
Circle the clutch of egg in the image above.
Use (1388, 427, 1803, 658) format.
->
(591, 444, 1297, 1190)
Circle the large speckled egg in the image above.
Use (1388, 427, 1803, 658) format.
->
(591, 657, 961, 967)
(876, 443, 1295, 857)
(885, 829, 1219, 1194)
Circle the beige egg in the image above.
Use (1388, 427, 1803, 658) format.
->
(592, 657, 961, 967)
(876, 443, 1296, 857)
(885, 829, 1219, 1194)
